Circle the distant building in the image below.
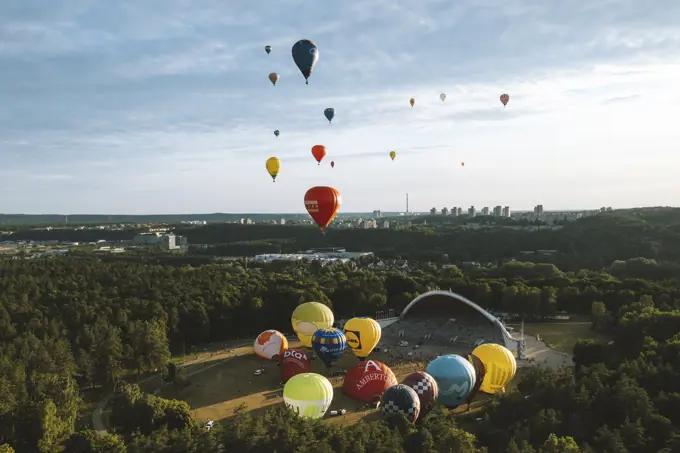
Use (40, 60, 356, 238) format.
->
(481, 207, 490, 216)
(451, 207, 459, 217)
(457, 207, 463, 216)
(534, 205, 544, 215)
(468, 206, 476, 217)
(493, 206, 502, 216)
(502, 206, 511, 217)
(373, 210, 382, 218)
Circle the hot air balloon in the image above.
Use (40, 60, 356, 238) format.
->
(461, 162, 464, 167)
(281, 349, 312, 383)
(440, 93, 446, 102)
(291, 302, 334, 348)
(500, 93, 509, 107)
(409, 98, 415, 107)
(311, 328, 347, 367)
(342, 360, 397, 403)
(283, 373, 333, 419)
(292, 39, 319, 85)
(304, 186, 341, 232)
(253, 329, 288, 360)
(269, 72, 279, 86)
(344, 317, 381, 360)
(471, 343, 516, 394)
(266, 157, 280, 182)
(311, 145, 326, 165)
(330, 161, 335, 168)
(274, 130, 280, 137)
(402, 371, 439, 416)
(465, 354, 486, 408)
(426, 355, 476, 409)
(324, 108, 335, 123)
(389, 151, 396, 161)
(265, 45, 271, 54)
(380, 384, 420, 424)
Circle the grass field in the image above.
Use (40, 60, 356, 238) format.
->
(507, 322, 608, 354)
(160, 339, 494, 427)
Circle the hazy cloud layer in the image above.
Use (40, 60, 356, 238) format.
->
(1, 0, 679, 213)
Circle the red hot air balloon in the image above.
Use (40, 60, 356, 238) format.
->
(500, 93, 509, 107)
(281, 348, 312, 383)
(311, 145, 326, 165)
(342, 360, 397, 403)
(402, 371, 439, 416)
(304, 186, 341, 232)
(330, 161, 335, 168)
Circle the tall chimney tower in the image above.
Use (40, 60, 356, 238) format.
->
(406, 193, 409, 214)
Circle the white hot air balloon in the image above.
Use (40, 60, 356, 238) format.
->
(440, 93, 447, 102)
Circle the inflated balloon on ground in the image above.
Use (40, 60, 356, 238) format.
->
(380, 384, 420, 424)
(342, 359, 397, 403)
(343, 317, 381, 359)
(253, 329, 287, 360)
(426, 354, 476, 408)
(471, 343, 516, 394)
(401, 371, 439, 416)
(291, 302, 334, 348)
(283, 373, 333, 419)
(311, 328, 347, 367)
(281, 349, 312, 383)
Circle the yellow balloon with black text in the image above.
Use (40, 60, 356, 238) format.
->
(343, 317, 381, 359)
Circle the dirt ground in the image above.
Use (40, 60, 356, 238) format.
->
(161, 339, 492, 426)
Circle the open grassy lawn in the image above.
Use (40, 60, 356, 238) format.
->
(508, 322, 608, 354)
(159, 339, 502, 427)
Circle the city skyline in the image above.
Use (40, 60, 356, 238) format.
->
(1, 1, 680, 214)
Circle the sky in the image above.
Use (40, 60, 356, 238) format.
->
(1, 0, 680, 214)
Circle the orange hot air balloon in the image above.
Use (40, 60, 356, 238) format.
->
(330, 161, 335, 168)
(500, 93, 509, 107)
(311, 145, 326, 165)
(304, 186, 341, 232)
(269, 72, 279, 86)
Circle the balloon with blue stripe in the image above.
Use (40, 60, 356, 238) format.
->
(426, 354, 476, 409)
(312, 328, 347, 368)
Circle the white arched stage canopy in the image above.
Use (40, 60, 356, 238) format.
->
(400, 290, 519, 351)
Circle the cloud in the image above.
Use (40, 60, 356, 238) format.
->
(1, 0, 680, 213)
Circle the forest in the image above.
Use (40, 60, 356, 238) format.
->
(1, 209, 680, 451)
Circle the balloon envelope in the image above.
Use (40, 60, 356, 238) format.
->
(311, 145, 326, 164)
(269, 73, 279, 86)
(283, 373, 333, 419)
(389, 151, 396, 161)
(409, 98, 415, 107)
(253, 330, 288, 360)
(266, 157, 280, 182)
(324, 108, 335, 122)
(344, 317, 381, 359)
(380, 384, 420, 424)
(291, 302, 334, 348)
(274, 130, 279, 137)
(471, 343, 516, 394)
(466, 354, 486, 401)
(440, 93, 446, 102)
(265, 45, 271, 54)
(426, 355, 476, 408)
(281, 349, 312, 383)
(402, 371, 439, 415)
(500, 93, 509, 106)
(304, 186, 341, 232)
(342, 359, 397, 403)
(312, 328, 347, 367)
(330, 161, 335, 168)
(291, 39, 319, 84)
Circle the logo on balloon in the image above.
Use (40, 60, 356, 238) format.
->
(439, 381, 470, 397)
(345, 330, 361, 349)
(284, 350, 307, 360)
(304, 200, 319, 213)
(309, 48, 317, 55)
(295, 321, 318, 336)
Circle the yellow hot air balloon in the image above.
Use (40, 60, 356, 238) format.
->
(343, 317, 381, 359)
(283, 373, 333, 419)
(291, 302, 334, 348)
(266, 157, 280, 182)
(389, 151, 396, 161)
(471, 343, 516, 394)
(409, 97, 415, 107)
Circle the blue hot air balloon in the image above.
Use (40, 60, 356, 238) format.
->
(292, 39, 319, 85)
(426, 355, 476, 409)
(311, 328, 347, 367)
(324, 108, 335, 123)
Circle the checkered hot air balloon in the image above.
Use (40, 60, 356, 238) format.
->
(380, 384, 420, 424)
